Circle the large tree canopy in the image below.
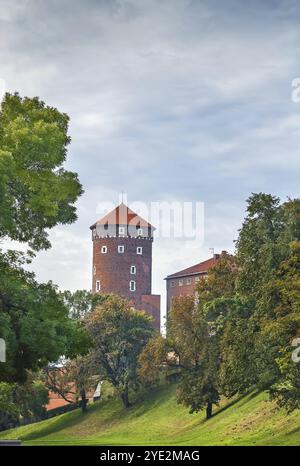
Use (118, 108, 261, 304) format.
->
(0, 93, 88, 385)
(0, 92, 83, 250)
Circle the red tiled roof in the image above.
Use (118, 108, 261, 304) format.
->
(90, 203, 154, 229)
(165, 256, 220, 280)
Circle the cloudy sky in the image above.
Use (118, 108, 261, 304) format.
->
(1, 0, 299, 323)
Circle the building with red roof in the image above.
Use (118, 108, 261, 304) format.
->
(165, 252, 227, 314)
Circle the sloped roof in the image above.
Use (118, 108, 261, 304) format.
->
(165, 256, 219, 280)
(90, 203, 154, 229)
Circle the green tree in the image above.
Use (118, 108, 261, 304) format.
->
(138, 334, 175, 386)
(219, 195, 300, 398)
(0, 92, 83, 251)
(13, 373, 49, 421)
(62, 289, 107, 319)
(0, 250, 90, 383)
(170, 295, 221, 419)
(0, 383, 18, 427)
(265, 241, 300, 411)
(0, 93, 89, 385)
(140, 296, 221, 419)
(85, 295, 154, 408)
(43, 355, 98, 413)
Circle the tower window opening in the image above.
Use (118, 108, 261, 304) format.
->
(130, 265, 136, 274)
(137, 246, 143, 255)
(118, 245, 125, 253)
(129, 280, 136, 292)
(96, 280, 101, 292)
(101, 245, 107, 254)
(119, 226, 125, 235)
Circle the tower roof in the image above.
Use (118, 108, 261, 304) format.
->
(90, 203, 155, 230)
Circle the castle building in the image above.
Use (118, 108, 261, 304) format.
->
(90, 203, 160, 331)
(165, 252, 226, 314)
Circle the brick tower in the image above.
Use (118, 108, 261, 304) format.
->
(90, 203, 160, 331)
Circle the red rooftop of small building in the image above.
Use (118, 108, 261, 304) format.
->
(165, 252, 227, 280)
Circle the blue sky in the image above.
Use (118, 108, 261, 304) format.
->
(1, 0, 299, 323)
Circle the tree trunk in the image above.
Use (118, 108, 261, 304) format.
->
(80, 389, 87, 413)
(206, 401, 212, 420)
(121, 388, 131, 408)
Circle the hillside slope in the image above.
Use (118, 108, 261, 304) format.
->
(1, 384, 300, 446)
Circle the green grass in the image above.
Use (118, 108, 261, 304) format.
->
(1, 384, 300, 445)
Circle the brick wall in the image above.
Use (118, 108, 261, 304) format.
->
(166, 273, 206, 313)
(92, 234, 160, 331)
(140, 294, 161, 331)
(92, 236, 153, 306)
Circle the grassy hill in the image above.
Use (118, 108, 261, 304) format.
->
(1, 384, 300, 446)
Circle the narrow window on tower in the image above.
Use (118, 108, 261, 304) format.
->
(118, 245, 125, 254)
(137, 246, 143, 255)
(129, 280, 136, 291)
(101, 245, 107, 254)
(119, 226, 125, 235)
(137, 228, 143, 236)
(93, 266, 96, 275)
(96, 280, 101, 292)
(130, 265, 136, 274)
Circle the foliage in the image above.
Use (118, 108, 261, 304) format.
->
(0, 374, 49, 430)
(0, 382, 18, 423)
(62, 289, 107, 319)
(141, 195, 300, 416)
(2, 385, 300, 446)
(43, 356, 99, 413)
(0, 92, 83, 251)
(0, 93, 88, 386)
(85, 295, 155, 408)
(13, 373, 49, 420)
(138, 335, 175, 386)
